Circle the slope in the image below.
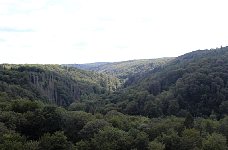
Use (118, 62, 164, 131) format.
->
(66, 58, 173, 79)
(0, 64, 120, 106)
(105, 47, 228, 118)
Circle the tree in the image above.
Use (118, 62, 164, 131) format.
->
(219, 101, 228, 116)
(0, 132, 26, 150)
(143, 100, 162, 118)
(105, 111, 131, 131)
(68, 102, 86, 111)
(11, 99, 42, 113)
(20, 106, 64, 140)
(133, 131, 149, 150)
(0, 122, 9, 135)
(199, 119, 219, 134)
(79, 119, 110, 140)
(63, 111, 94, 142)
(148, 140, 165, 150)
(75, 140, 92, 150)
(91, 127, 133, 150)
(183, 113, 194, 129)
(24, 141, 39, 150)
(202, 133, 227, 150)
(180, 129, 202, 150)
(167, 100, 180, 115)
(159, 130, 181, 150)
(125, 101, 139, 115)
(20, 110, 45, 139)
(41, 106, 64, 134)
(219, 116, 228, 139)
(38, 131, 72, 150)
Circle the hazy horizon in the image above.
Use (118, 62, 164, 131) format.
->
(0, 56, 174, 65)
(0, 0, 227, 64)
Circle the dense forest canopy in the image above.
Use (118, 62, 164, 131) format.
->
(0, 64, 120, 106)
(0, 47, 228, 149)
(66, 57, 173, 79)
(101, 47, 228, 118)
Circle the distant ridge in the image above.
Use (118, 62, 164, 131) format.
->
(65, 57, 174, 79)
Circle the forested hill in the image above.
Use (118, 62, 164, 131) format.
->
(66, 58, 173, 79)
(108, 47, 228, 118)
(0, 48, 228, 149)
(0, 64, 120, 106)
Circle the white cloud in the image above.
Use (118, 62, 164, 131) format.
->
(0, 0, 228, 64)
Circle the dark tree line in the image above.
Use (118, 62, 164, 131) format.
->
(0, 97, 227, 149)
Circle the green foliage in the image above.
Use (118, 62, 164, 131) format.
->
(194, 118, 219, 135)
(220, 101, 228, 116)
(146, 117, 184, 140)
(180, 129, 202, 150)
(148, 140, 165, 150)
(63, 111, 95, 142)
(91, 127, 133, 150)
(0, 110, 25, 130)
(133, 131, 149, 150)
(106, 47, 228, 118)
(0, 99, 227, 149)
(0, 122, 9, 135)
(0, 64, 120, 106)
(68, 58, 173, 79)
(75, 140, 91, 150)
(0, 47, 228, 149)
(79, 119, 110, 140)
(202, 133, 227, 150)
(38, 131, 72, 150)
(219, 116, 228, 139)
(19, 106, 64, 140)
(183, 113, 194, 129)
(158, 129, 181, 150)
(11, 99, 42, 113)
(143, 100, 162, 117)
(0, 132, 26, 150)
(68, 102, 86, 111)
(24, 141, 39, 150)
(105, 110, 132, 131)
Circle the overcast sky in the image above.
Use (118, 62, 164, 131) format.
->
(0, 0, 227, 64)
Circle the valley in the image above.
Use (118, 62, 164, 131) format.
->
(0, 47, 227, 149)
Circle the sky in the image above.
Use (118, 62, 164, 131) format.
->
(0, 0, 228, 64)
